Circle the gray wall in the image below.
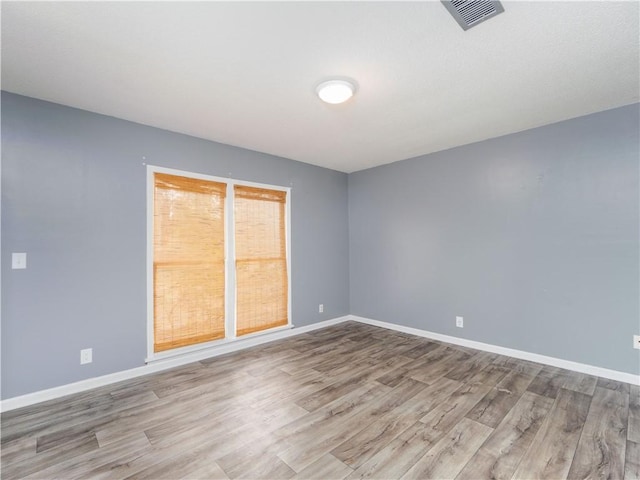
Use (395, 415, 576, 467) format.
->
(349, 104, 640, 376)
(3, 92, 638, 400)
(1, 92, 350, 399)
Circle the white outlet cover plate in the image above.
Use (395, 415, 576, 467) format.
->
(80, 348, 93, 364)
(456, 316, 463, 328)
(634, 335, 640, 350)
(12, 252, 27, 269)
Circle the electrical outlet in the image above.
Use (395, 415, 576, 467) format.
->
(319, 304, 324, 313)
(634, 335, 640, 350)
(12, 253, 27, 269)
(80, 348, 92, 365)
(456, 316, 464, 328)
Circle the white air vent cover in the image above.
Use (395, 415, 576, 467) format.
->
(441, 0, 505, 30)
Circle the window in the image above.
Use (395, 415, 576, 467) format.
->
(234, 185, 288, 336)
(147, 167, 290, 360)
(153, 173, 227, 352)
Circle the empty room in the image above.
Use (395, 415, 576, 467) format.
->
(1, 1, 639, 479)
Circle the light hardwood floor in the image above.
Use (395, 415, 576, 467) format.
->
(2, 322, 638, 479)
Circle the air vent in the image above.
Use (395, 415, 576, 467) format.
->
(441, 0, 504, 31)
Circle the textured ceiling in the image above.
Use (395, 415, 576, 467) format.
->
(2, 1, 639, 173)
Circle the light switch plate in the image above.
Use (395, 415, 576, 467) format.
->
(12, 253, 27, 269)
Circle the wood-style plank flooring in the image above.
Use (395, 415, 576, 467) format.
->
(2, 322, 638, 479)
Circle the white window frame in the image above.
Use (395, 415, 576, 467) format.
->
(146, 165, 292, 363)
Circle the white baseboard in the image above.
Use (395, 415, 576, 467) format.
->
(0, 316, 350, 413)
(3, 313, 637, 412)
(348, 315, 640, 386)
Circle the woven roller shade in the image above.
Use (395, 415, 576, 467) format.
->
(234, 185, 288, 336)
(153, 173, 227, 352)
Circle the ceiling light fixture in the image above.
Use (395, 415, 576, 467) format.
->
(316, 79, 355, 104)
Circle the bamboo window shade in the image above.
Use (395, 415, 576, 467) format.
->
(153, 173, 227, 352)
(234, 185, 288, 336)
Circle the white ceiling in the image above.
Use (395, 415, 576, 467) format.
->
(2, 1, 639, 173)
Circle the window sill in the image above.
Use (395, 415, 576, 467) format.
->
(145, 323, 294, 365)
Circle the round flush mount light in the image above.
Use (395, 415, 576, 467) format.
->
(316, 79, 356, 104)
